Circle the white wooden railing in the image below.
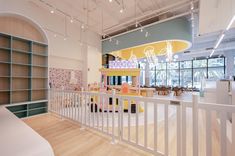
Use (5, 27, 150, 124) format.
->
(49, 89, 235, 156)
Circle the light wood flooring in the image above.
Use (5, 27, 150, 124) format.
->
(23, 114, 151, 156)
(23, 111, 229, 156)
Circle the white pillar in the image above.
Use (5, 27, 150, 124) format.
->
(145, 62, 150, 87)
(224, 51, 235, 77)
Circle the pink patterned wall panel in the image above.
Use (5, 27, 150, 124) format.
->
(49, 68, 82, 90)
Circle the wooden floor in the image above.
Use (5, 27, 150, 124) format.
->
(23, 111, 224, 156)
(23, 114, 151, 156)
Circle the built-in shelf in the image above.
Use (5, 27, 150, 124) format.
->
(0, 33, 48, 118)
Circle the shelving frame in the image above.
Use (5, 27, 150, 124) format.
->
(0, 33, 48, 118)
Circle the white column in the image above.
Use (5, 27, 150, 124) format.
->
(224, 51, 235, 77)
(145, 62, 150, 87)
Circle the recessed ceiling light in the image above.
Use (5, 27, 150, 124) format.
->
(54, 34, 57, 37)
(64, 37, 67, 41)
(81, 24, 85, 29)
(135, 22, 138, 28)
(50, 10, 54, 14)
(109, 0, 112, 2)
(145, 31, 149, 37)
(120, 8, 124, 13)
(70, 18, 74, 23)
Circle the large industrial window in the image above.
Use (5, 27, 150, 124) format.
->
(139, 56, 225, 88)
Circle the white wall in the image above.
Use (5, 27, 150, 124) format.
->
(0, 0, 102, 87)
(87, 46, 102, 84)
(199, 0, 235, 35)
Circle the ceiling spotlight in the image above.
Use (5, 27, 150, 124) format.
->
(120, 8, 124, 13)
(190, 2, 194, 10)
(174, 54, 179, 59)
(70, 18, 74, 23)
(135, 22, 138, 28)
(50, 10, 54, 14)
(81, 24, 85, 29)
(145, 31, 149, 37)
(109, 0, 112, 2)
(140, 27, 144, 32)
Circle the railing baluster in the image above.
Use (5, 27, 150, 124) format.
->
(136, 101, 139, 145)
(102, 94, 104, 132)
(120, 97, 124, 140)
(154, 103, 158, 154)
(206, 110, 212, 156)
(93, 95, 95, 128)
(177, 104, 181, 156)
(144, 101, 148, 148)
(107, 95, 109, 134)
(165, 103, 169, 156)
(128, 99, 131, 142)
(182, 102, 187, 156)
(192, 94, 198, 156)
(97, 94, 100, 130)
(112, 90, 115, 143)
(220, 111, 227, 156)
(232, 113, 235, 156)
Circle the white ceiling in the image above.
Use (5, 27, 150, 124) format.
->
(33, 0, 193, 35)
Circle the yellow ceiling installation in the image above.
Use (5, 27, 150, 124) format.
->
(110, 40, 191, 60)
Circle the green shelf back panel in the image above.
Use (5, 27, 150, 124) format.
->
(28, 107, 47, 116)
(28, 102, 47, 109)
(7, 104, 27, 112)
(14, 111, 27, 118)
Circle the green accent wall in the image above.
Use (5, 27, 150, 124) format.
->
(102, 17, 192, 54)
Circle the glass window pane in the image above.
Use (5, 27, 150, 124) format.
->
(193, 59, 207, 68)
(156, 62, 166, 70)
(167, 62, 179, 69)
(208, 58, 224, 67)
(180, 61, 192, 68)
(193, 68, 207, 88)
(156, 70, 166, 86)
(150, 71, 155, 86)
(208, 67, 224, 80)
(180, 69, 192, 87)
(167, 69, 179, 86)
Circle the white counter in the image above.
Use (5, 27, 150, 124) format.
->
(0, 107, 54, 156)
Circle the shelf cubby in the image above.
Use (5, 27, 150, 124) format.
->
(12, 38, 30, 52)
(12, 78, 30, 90)
(0, 34, 10, 48)
(12, 51, 31, 65)
(32, 66, 47, 77)
(32, 55, 47, 66)
(28, 107, 47, 116)
(32, 90, 47, 101)
(32, 43, 47, 56)
(0, 63, 10, 77)
(0, 77, 10, 91)
(0, 91, 10, 105)
(12, 91, 30, 103)
(12, 65, 30, 77)
(0, 48, 10, 62)
(32, 78, 47, 90)
(0, 33, 48, 117)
